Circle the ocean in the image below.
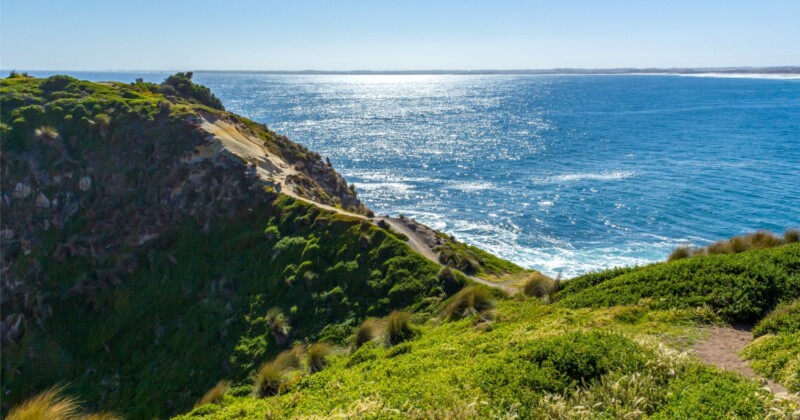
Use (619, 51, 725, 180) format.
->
(20, 71, 800, 277)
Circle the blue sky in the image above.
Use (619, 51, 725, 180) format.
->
(1, 0, 798, 70)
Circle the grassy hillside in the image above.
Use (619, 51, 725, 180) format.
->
(558, 244, 800, 322)
(0, 74, 464, 417)
(175, 296, 796, 418)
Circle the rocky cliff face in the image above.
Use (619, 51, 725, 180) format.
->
(0, 74, 366, 345)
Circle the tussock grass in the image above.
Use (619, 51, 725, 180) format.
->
(669, 229, 798, 261)
(7, 386, 120, 420)
(352, 319, 382, 349)
(34, 126, 59, 140)
(252, 350, 300, 398)
(265, 307, 291, 346)
(440, 285, 494, 320)
(523, 272, 559, 302)
(7, 386, 81, 420)
(384, 311, 414, 346)
(195, 380, 231, 407)
(306, 343, 331, 373)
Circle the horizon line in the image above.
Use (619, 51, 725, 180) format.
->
(5, 66, 800, 75)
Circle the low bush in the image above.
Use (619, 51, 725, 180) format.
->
(558, 244, 800, 322)
(753, 299, 800, 337)
(439, 285, 494, 320)
(743, 332, 800, 392)
(668, 229, 799, 261)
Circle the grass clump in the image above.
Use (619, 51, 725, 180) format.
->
(33, 125, 58, 140)
(7, 386, 119, 420)
(252, 350, 300, 398)
(352, 319, 382, 349)
(384, 311, 414, 346)
(306, 343, 331, 373)
(265, 308, 291, 346)
(7, 387, 81, 420)
(195, 380, 231, 408)
(523, 272, 559, 302)
(440, 285, 494, 320)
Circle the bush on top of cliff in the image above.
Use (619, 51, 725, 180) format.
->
(557, 243, 800, 323)
(161, 72, 224, 111)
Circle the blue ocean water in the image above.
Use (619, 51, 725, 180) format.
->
(23, 71, 800, 276)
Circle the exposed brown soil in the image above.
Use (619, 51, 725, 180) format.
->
(692, 325, 788, 394)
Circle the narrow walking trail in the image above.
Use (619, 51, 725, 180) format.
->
(197, 115, 519, 295)
(692, 326, 788, 394)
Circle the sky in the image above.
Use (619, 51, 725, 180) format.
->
(1, 0, 799, 71)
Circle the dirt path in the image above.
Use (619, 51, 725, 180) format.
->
(376, 218, 518, 294)
(283, 193, 519, 295)
(197, 115, 518, 295)
(692, 326, 788, 394)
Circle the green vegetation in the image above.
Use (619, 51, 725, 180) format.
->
(558, 243, 800, 322)
(174, 299, 796, 419)
(744, 298, 800, 392)
(668, 229, 800, 261)
(743, 332, 800, 392)
(435, 237, 527, 277)
(5, 74, 800, 418)
(439, 285, 494, 320)
(753, 299, 800, 337)
(0, 75, 456, 417)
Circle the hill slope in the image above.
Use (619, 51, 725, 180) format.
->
(0, 74, 467, 417)
(2, 73, 798, 419)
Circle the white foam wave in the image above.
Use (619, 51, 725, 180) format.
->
(535, 171, 636, 184)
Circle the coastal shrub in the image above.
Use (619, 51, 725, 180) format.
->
(557, 266, 641, 296)
(440, 285, 494, 320)
(742, 332, 800, 392)
(523, 272, 559, 302)
(753, 299, 800, 337)
(384, 311, 414, 346)
(252, 350, 300, 398)
(195, 380, 230, 407)
(352, 319, 382, 349)
(306, 343, 331, 373)
(668, 230, 798, 261)
(558, 244, 800, 322)
(668, 246, 692, 261)
(161, 72, 224, 110)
